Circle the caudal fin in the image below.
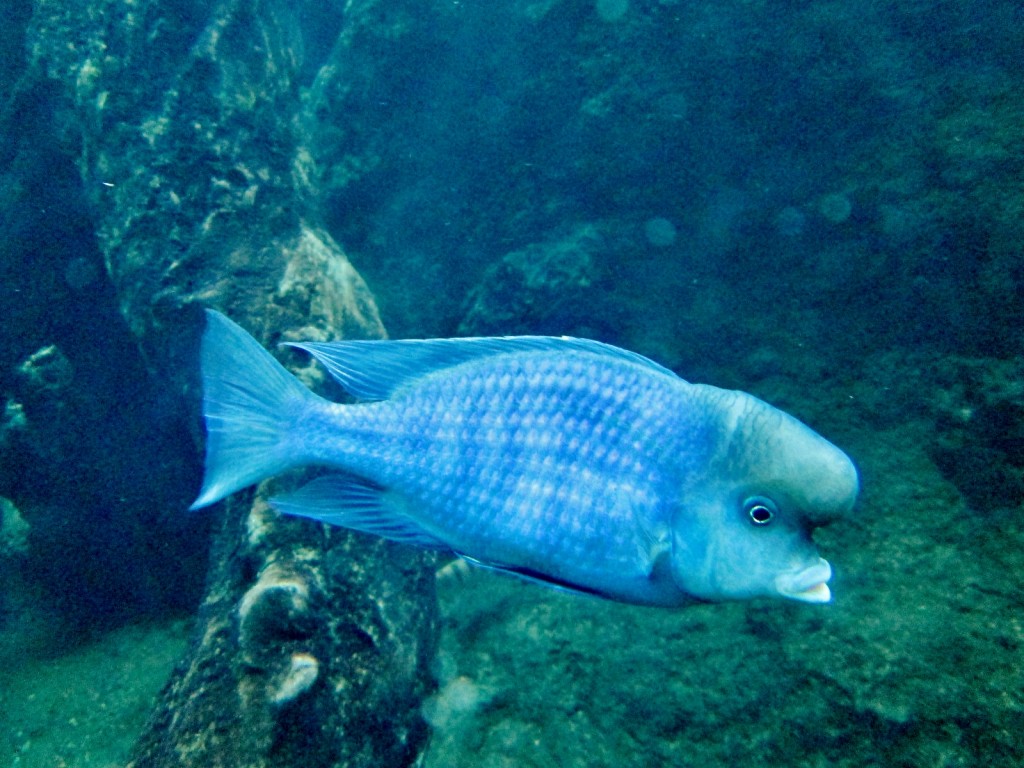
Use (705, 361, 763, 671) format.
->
(190, 310, 313, 510)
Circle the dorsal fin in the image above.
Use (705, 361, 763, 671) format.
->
(284, 335, 680, 401)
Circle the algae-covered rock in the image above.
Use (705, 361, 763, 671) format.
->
(10, 1, 437, 766)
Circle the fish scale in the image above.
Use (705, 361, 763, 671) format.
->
(289, 352, 698, 590)
(191, 310, 859, 606)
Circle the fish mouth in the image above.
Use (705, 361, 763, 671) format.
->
(776, 558, 833, 604)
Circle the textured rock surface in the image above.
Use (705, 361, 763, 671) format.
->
(9, 1, 438, 766)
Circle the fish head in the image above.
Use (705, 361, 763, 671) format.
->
(670, 386, 859, 603)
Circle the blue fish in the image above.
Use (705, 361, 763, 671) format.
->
(191, 310, 858, 606)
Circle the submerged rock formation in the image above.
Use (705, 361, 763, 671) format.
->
(10, 1, 437, 766)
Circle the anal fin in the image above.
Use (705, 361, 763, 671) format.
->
(271, 474, 449, 549)
(457, 554, 611, 599)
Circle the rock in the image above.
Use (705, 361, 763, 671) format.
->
(929, 356, 1024, 512)
(459, 224, 604, 337)
(14, 1, 438, 766)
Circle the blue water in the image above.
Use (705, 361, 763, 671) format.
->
(1, 1, 1022, 766)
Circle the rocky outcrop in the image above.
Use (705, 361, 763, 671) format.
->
(11, 1, 437, 766)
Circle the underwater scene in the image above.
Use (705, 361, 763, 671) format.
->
(1, 0, 1022, 766)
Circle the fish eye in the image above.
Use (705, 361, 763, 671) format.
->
(744, 496, 777, 526)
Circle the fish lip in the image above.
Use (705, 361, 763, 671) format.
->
(776, 558, 833, 603)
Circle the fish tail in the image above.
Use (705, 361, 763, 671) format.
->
(189, 309, 315, 510)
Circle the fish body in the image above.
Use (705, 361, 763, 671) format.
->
(192, 310, 858, 606)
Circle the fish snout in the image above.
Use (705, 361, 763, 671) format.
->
(775, 557, 833, 603)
